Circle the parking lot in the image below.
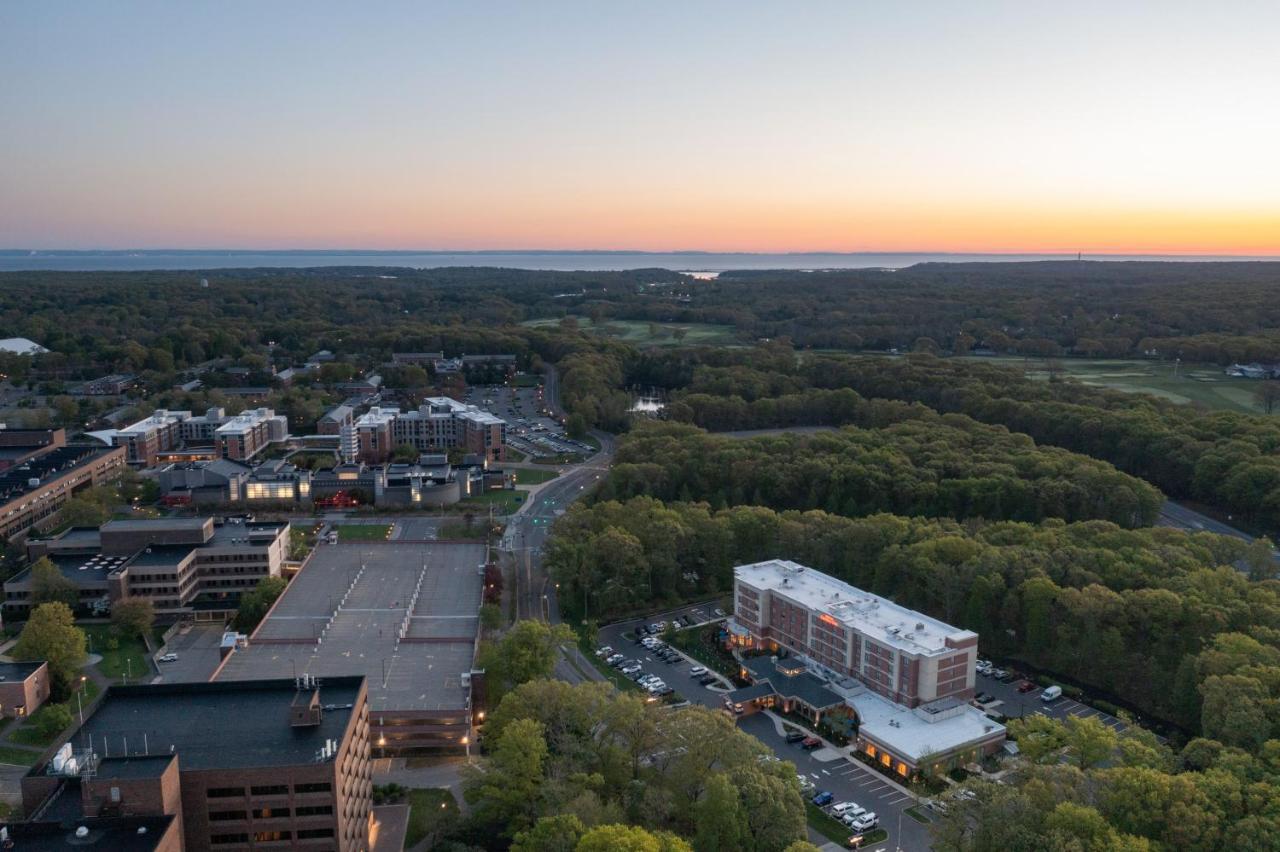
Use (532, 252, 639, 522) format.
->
(154, 622, 227, 683)
(597, 603, 931, 851)
(462, 383, 594, 459)
(974, 664, 1138, 736)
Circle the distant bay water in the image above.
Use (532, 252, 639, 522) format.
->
(1, 250, 1277, 273)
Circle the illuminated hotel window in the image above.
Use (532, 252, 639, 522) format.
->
(880, 753, 891, 767)
(897, 762, 908, 776)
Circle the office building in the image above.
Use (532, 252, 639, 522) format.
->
(0, 439, 126, 541)
(0, 661, 51, 718)
(6, 517, 289, 619)
(19, 677, 372, 852)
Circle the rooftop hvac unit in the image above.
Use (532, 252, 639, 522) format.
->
(27, 478, 39, 488)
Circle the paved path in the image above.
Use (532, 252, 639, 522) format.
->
(371, 804, 409, 852)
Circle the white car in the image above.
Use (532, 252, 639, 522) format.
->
(849, 813, 878, 832)
(606, 654, 625, 665)
(831, 802, 863, 818)
(645, 681, 667, 693)
(158, 653, 178, 663)
(621, 664, 642, 675)
(595, 646, 613, 657)
(689, 665, 707, 676)
(638, 674, 660, 685)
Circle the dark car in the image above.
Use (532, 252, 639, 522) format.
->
(974, 692, 993, 703)
(785, 730, 806, 744)
(699, 675, 718, 686)
(1017, 680, 1037, 693)
(801, 736, 823, 750)
(812, 791, 834, 807)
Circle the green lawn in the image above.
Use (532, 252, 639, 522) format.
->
(331, 523, 392, 541)
(505, 447, 528, 463)
(956, 355, 1271, 414)
(523, 317, 741, 348)
(405, 788, 460, 848)
(807, 802, 853, 844)
(513, 468, 559, 485)
(0, 746, 38, 766)
(82, 625, 150, 682)
(12, 679, 101, 747)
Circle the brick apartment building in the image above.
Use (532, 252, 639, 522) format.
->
(731, 560, 977, 708)
(353, 400, 505, 465)
(17, 677, 373, 851)
(107, 409, 287, 466)
(0, 434, 126, 542)
(5, 517, 289, 619)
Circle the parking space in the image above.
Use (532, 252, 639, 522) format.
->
(154, 622, 227, 683)
(392, 518, 445, 541)
(462, 383, 593, 459)
(974, 665, 1137, 735)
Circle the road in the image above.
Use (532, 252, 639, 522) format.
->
(597, 608, 934, 851)
(1158, 499, 1279, 570)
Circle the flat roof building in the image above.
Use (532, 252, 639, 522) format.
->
(0, 442, 126, 542)
(18, 677, 372, 852)
(215, 542, 486, 754)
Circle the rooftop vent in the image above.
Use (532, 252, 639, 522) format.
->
(75, 827, 89, 839)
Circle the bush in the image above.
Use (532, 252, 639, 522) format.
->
(1093, 699, 1120, 716)
(36, 705, 72, 740)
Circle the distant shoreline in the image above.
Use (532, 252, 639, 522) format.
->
(1, 249, 1278, 273)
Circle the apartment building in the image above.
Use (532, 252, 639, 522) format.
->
(389, 399, 506, 462)
(731, 560, 977, 708)
(19, 677, 372, 852)
(6, 517, 289, 619)
(353, 407, 398, 465)
(0, 441, 127, 541)
(214, 408, 288, 462)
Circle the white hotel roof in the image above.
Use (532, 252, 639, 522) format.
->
(735, 560, 975, 656)
(849, 688, 1005, 763)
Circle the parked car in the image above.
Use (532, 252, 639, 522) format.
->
(621, 663, 642, 675)
(801, 736, 823, 750)
(595, 646, 612, 657)
(158, 653, 178, 663)
(606, 654, 625, 666)
(989, 667, 1007, 679)
(831, 802, 863, 817)
(649, 623, 662, 633)
(797, 774, 815, 791)
(689, 665, 707, 676)
(714, 608, 726, 617)
(1017, 680, 1037, 693)
(974, 691, 993, 703)
(1041, 685, 1063, 702)
(784, 730, 806, 744)
(848, 813, 878, 832)
(699, 675, 718, 686)
(812, 791, 834, 807)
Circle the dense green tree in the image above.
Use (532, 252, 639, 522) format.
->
(110, 597, 155, 638)
(13, 602, 86, 699)
(29, 557, 80, 609)
(233, 575, 288, 632)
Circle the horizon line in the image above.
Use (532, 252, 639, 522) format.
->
(5, 248, 1280, 259)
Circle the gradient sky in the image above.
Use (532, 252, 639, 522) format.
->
(3, 1, 1279, 252)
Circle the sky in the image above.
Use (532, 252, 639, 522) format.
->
(3, 1, 1279, 253)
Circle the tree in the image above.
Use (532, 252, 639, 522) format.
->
(1008, 714, 1067, 764)
(233, 575, 288, 632)
(479, 602, 503, 633)
(1243, 537, 1276, 582)
(1254, 381, 1280, 415)
(392, 443, 419, 463)
(479, 621, 576, 699)
(110, 597, 155, 638)
(36, 704, 72, 740)
(13, 603, 87, 699)
(29, 557, 79, 609)
(463, 718, 548, 840)
(58, 496, 109, 528)
(1200, 674, 1270, 750)
(566, 412, 589, 440)
(575, 825, 692, 852)
(1064, 714, 1119, 770)
(782, 844, 822, 852)
(512, 814, 586, 852)
(694, 772, 743, 852)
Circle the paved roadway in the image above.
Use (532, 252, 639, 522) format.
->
(1158, 499, 1279, 570)
(596, 608, 932, 851)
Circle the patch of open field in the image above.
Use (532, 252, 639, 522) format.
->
(957, 356, 1271, 414)
(523, 317, 740, 347)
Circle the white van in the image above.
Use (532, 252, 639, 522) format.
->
(1041, 685, 1063, 703)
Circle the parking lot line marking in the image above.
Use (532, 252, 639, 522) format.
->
(886, 795, 910, 805)
(821, 769, 831, 775)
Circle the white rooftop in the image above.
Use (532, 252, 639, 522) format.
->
(355, 406, 400, 427)
(845, 686, 1005, 763)
(735, 560, 975, 656)
(116, 409, 193, 435)
(215, 407, 283, 435)
(415, 397, 504, 426)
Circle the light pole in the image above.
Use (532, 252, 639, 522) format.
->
(76, 676, 87, 724)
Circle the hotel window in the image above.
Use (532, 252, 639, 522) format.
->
(253, 807, 290, 819)
(208, 787, 245, 798)
(211, 834, 249, 845)
(253, 830, 291, 842)
(250, 785, 289, 796)
(209, 810, 246, 822)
